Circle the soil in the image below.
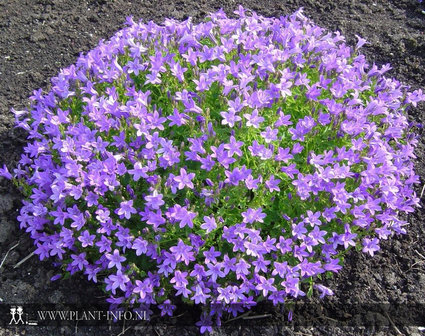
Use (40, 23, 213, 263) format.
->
(0, 0, 424, 335)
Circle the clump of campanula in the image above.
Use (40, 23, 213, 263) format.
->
(2, 6, 424, 333)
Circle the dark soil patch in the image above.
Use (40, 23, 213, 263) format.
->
(0, 1, 424, 335)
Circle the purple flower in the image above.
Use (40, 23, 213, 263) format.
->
(144, 190, 165, 210)
(170, 270, 189, 287)
(70, 252, 88, 271)
(78, 230, 95, 247)
(275, 111, 292, 127)
(95, 235, 112, 253)
(341, 224, 357, 249)
(292, 142, 304, 154)
(158, 299, 176, 317)
(35, 242, 50, 261)
(261, 127, 278, 143)
(272, 261, 289, 277)
(265, 175, 281, 192)
(355, 34, 369, 49)
(174, 168, 195, 190)
(188, 137, 206, 154)
(196, 313, 213, 334)
(318, 112, 331, 125)
(292, 222, 307, 239)
(170, 239, 195, 265)
(282, 276, 305, 298)
(205, 262, 225, 281)
(50, 274, 62, 282)
(128, 162, 148, 181)
(116, 200, 137, 219)
(168, 108, 188, 126)
(275, 147, 293, 162)
(305, 210, 321, 227)
(192, 285, 211, 304)
(253, 256, 271, 273)
(315, 284, 334, 298)
(245, 174, 262, 190)
(199, 155, 215, 171)
(133, 278, 154, 300)
(169, 59, 187, 82)
(309, 226, 327, 244)
(86, 192, 98, 207)
(211, 144, 235, 168)
(174, 205, 197, 228)
(242, 208, 266, 224)
(217, 286, 233, 304)
(224, 136, 243, 157)
(228, 96, 245, 112)
(201, 245, 220, 263)
(145, 209, 166, 229)
(85, 265, 100, 283)
(235, 259, 251, 279)
(95, 208, 110, 224)
(0, 164, 12, 180)
(243, 109, 264, 128)
(276, 237, 293, 254)
(107, 271, 130, 294)
(222, 254, 236, 275)
(132, 237, 148, 256)
(256, 275, 276, 297)
(323, 258, 342, 272)
(362, 237, 380, 256)
(106, 249, 126, 270)
(190, 264, 206, 281)
(293, 245, 309, 261)
(220, 110, 241, 127)
(224, 167, 244, 186)
(200, 216, 217, 233)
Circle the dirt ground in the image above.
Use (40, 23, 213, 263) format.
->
(0, 0, 424, 335)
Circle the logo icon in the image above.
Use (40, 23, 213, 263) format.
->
(9, 306, 25, 325)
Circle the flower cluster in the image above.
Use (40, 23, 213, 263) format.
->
(2, 6, 424, 332)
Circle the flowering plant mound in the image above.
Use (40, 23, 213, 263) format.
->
(2, 6, 424, 332)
